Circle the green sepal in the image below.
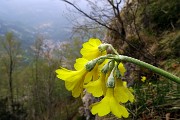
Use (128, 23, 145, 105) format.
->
(107, 68, 115, 88)
(115, 65, 121, 79)
(109, 60, 115, 71)
(101, 62, 109, 74)
(85, 60, 97, 71)
(97, 58, 105, 65)
(98, 44, 108, 52)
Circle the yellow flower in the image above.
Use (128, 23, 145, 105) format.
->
(118, 62, 126, 76)
(141, 76, 146, 82)
(80, 38, 106, 60)
(84, 73, 106, 97)
(56, 58, 100, 97)
(91, 88, 129, 118)
(114, 79, 134, 103)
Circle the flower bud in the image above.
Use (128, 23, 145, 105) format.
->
(115, 66, 121, 79)
(97, 58, 105, 65)
(109, 60, 115, 71)
(107, 69, 115, 88)
(98, 44, 108, 52)
(86, 60, 97, 71)
(101, 63, 109, 74)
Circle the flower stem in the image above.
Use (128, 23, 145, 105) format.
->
(115, 55, 180, 84)
(108, 44, 119, 56)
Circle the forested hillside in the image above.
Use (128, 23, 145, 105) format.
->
(0, 0, 179, 120)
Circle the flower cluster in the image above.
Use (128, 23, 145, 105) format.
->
(56, 38, 134, 118)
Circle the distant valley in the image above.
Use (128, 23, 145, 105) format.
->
(0, 0, 72, 48)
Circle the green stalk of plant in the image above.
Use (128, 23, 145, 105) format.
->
(114, 55, 180, 84)
(102, 44, 180, 84)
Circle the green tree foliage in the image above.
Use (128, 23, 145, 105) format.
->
(0, 32, 26, 119)
(0, 33, 84, 120)
(24, 36, 83, 120)
(141, 0, 180, 32)
(0, 32, 21, 107)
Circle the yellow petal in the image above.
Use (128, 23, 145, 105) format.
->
(91, 88, 129, 118)
(128, 90, 134, 102)
(114, 86, 129, 103)
(121, 106, 129, 118)
(84, 72, 93, 83)
(88, 38, 102, 46)
(141, 76, 146, 82)
(85, 64, 100, 82)
(114, 79, 134, 103)
(84, 78, 103, 97)
(65, 81, 76, 91)
(72, 80, 83, 98)
(101, 73, 107, 95)
(64, 72, 85, 98)
(56, 67, 86, 82)
(110, 99, 129, 118)
(74, 58, 88, 70)
(107, 88, 129, 118)
(91, 96, 110, 116)
(118, 62, 126, 76)
(82, 38, 102, 50)
(56, 66, 88, 98)
(123, 82, 134, 103)
(81, 49, 100, 60)
(56, 68, 74, 80)
(80, 38, 106, 60)
(114, 80, 128, 103)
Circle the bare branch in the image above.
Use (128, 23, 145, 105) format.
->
(61, 0, 117, 32)
(61, 0, 154, 61)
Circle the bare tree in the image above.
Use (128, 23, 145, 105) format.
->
(61, 0, 155, 62)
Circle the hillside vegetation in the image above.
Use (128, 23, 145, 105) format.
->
(103, 0, 180, 119)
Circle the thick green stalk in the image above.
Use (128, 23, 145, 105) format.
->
(115, 55, 180, 84)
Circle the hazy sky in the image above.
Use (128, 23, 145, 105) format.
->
(0, 0, 67, 24)
(0, 0, 124, 41)
(0, 0, 78, 41)
(0, 0, 98, 25)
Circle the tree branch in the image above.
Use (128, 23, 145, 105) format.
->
(61, 0, 117, 32)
